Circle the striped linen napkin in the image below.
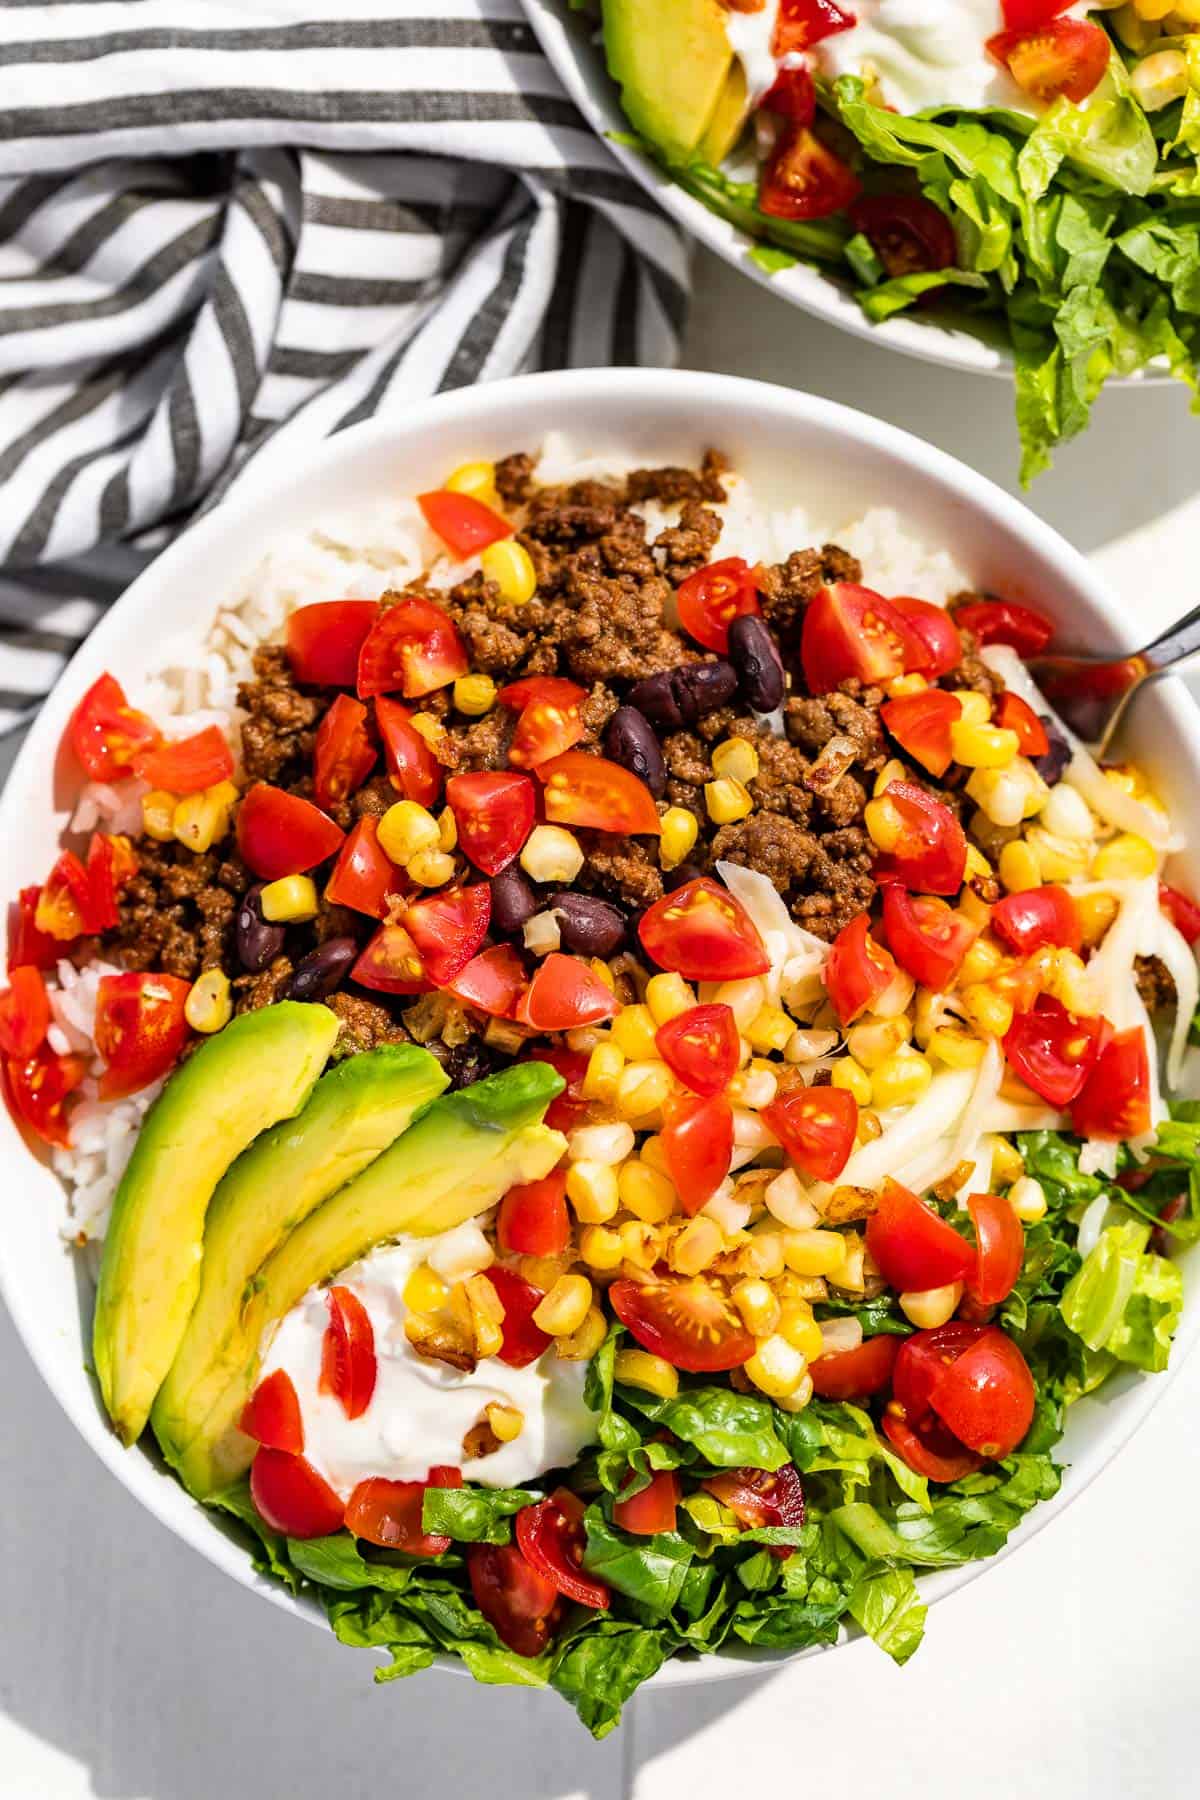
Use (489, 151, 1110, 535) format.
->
(0, 0, 689, 736)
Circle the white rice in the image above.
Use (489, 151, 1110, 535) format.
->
(46, 431, 971, 1241)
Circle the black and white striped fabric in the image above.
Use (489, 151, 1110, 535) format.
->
(0, 0, 690, 734)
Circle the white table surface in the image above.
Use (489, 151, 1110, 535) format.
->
(3, 245, 1200, 1800)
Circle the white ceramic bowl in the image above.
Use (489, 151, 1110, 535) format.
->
(2, 368, 1196, 1693)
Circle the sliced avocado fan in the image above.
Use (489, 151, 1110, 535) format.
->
(602, 0, 747, 166)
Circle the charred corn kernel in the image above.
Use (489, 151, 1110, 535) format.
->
(645, 972, 695, 1026)
(713, 978, 766, 1033)
(988, 1133, 1025, 1188)
(437, 808, 457, 853)
(568, 1121, 635, 1165)
(1025, 826, 1090, 881)
(884, 672, 927, 698)
(732, 1278, 781, 1338)
(619, 1160, 677, 1223)
(740, 1226, 787, 1279)
(856, 1110, 883, 1145)
(619, 1220, 662, 1269)
(556, 1305, 608, 1362)
(403, 1263, 450, 1314)
(520, 823, 583, 883)
(967, 766, 1031, 829)
(778, 1302, 825, 1361)
(712, 736, 760, 784)
(484, 1402, 524, 1442)
(783, 1229, 846, 1278)
(583, 1041, 625, 1103)
(407, 847, 456, 887)
(1009, 1175, 1047, 1223)
(871, 1048, 932, 1110)
(142, 789, 178, 841)
(1092, 832, 1158, 882)
(445, 459, 499, 504)
(959, 934, 1005, 986)
(1077, 890, 1119, 948)
(579, 1224, 624, 1271)
(745, 1004, 792, 1055)
(831, 1057, 872, 1105)
(845, 1016, 909, 1070)
(378, 799, 439, 865)
(835, 1234, 866, 1292)
(616, 1059, 674, 1121)
(533, 1273, 593, 1337)
(259, 874, 319, 922)
(928, 1026, 986, 1070)
(728, 1062, 778, 1109)
(658, 809, 698, 876)
(873, 758, 908, 798)
(566, 1160, 620, 1223)
(964, 844, 993, 883)
(670, 1217, 724, 1274)
(185, 967, 232, 1034)
(960, 983, 1014, 1038)
(453, 672, 497, 716)
(612, 1004, 659, 1061)
(613, 1348, 679, 1399)
(705, 776, 753, 824)
(900, 1282, 963, 1330)
(480, 538, 537, 605)
(465, 1274, 505, 1359)
(865, 794, 903, 853)
(409, 713, 445, 748)
(950, 721, 1019, 770)
(567, 1026, 603, 1058)
(955, 691, 992, 726)
(173, 780, 237, 854)
(1041, 784, 1096, 841)
(746, 1334, 807, 1399)
(998, 839, 1041, 894)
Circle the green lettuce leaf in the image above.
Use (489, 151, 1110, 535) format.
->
(847, 1563, 928, 1666)
(1060, 1218, 1184, 1371)
(420, 1486, 541, 1544)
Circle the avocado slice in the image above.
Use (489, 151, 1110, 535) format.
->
(151, 1043, 448, 1470)
(699, 61, 750, 167)
(173, 1062, 567, 1499)
(93, 1002, 339, 1446)
(602, 0, 735, 166)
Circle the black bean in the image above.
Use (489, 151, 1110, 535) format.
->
(663, 860, 706, 892)
(546, 891, 627, 958)
(627, 670, 683, 734)
(673, 659, 738, 725)
(489, 865, 538, 936)
(288, 936, 358, 1002)
(235, 883, 285, 972)
(604, 705, 666, 798)
(728, 614, 785, 713)
(1032, 717, 1072, 787)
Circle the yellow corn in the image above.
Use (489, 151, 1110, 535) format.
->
(520, 823, 583, 883)
(884, 673, 927, 698)
(830, 1057, 872, 1105)
(746, 1334, 807, 1400)
(453, 672, 497, 716)
(953, 691, 991, 726)
(616, 1060, 674, 1122)
(958, 934, 1005, 986)
(659, 805, 699, 872)
(533, 1274, 593, 1336)
(873, 758, 908, 798)
(705, 777, 754, 824)
(404, 1263, 450, 1314)
(613, 1349, 679, 1399)
(1024, 827, 1090, 881)
(619, 1160, 678, 1223)
(779, 1302, 825, 1362)
(1046, 948, 1098, 1018)
(619, 1220, 662, 1269)
(378, 800, 440, 865)
(612, 1004, 660, 1061)
(1112, 0, 1160, 45)
(483, 1402, 524, 1442)
(555, 1305, 608, 1361)
(640, 1134, 669, 1175)
(480, 538, 537, 605)
(997, 839, 1039, 894)
(712, 737, 760, 785)
(407, 848, 456, 888)
(871, 1048, 933, 1110)
(578, 1224, 624, 1271)
(582, 1041, 625, 1104)
(670, 1217, 724, 1275)
(987, 1133, 1025, 1188)
(964, 845, 993, 884)
(259, 874, 319, 923)
(409, 712, 445, 749)
(566, 1160, 620, 1224)
(782, 1229, 846, 1278)
(712, 978, 766, 1033)
(185, 967, 232, 1034)
(845, 1016, 910, 1070)
(967, 766, 1037, 829)
(732, 1278, 781, 1338)
(1076, 891, 1118, 948)
(864, 794, 903, 853)
(928, 1026, 986, 1069)
(899, 1282, 964, 1330)
(950, 722, 1019, 770)
(445, 459, 500, 505)
(856, 1111, 882, 1145)
(742, 1004, 791, 1056)
(141, 789, 178, 841)
(835, 1234, 866, 1293)
(645, 972, 695, 1026)
(728, 1061, 778, 1109)
(465, 1274, 505, 1360)
(173, 780, 238, 855)
(960, 983, 1014, 1038)
(436, 808, 458, 854)
(1009, 1175, 1047, 1223)
(1092, 832, 1158, 882)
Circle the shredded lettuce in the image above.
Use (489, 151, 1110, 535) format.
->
(1061, 1218, 1183, 1372)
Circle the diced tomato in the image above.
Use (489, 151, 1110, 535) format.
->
(2, 1047, 86, 1148)
(881, 884, 976, 991)
(286, 600, 377, 686)
(772, 0, 856, 55)
(953, 598, 1053, 657)
(250, 1449, 344, 1538)
(1071, 1026, 1151, 1140)
(873, 780, 967, 895)
(351, 922, 430, 995)
(1002, 0, 1072, 27)
(516, 953, 618, 1032)
(404, 885, 490, 987)
(325, 816, 403, 919)
(345, 1466, 462, 1556)
(801, 584, 926, 693)
(882, 1411, 984, 1484)
(0, 967, 50, 1060)
(966, 1192, 1024, 1308)
(761, 63, 816, 125)
(809, 1333, 900, 1401)
(890, 596, 962, 678)
(660, 1091, 733, 1215)
(319, 1285, 377, 1421)
(1160, 882, 1200, 945)
(133, 726, 234, 795)
(482, 1265, 552, 1369)
(759, 123, 860, 221)
(236, 782, 344, 879)
(522, 1045, 590, 1133)
(702, 1464, 804, 1534)
(865, 1177, 975, 1292)
(1003, 996, 1103, 1109)
(609, 1274, 753, 1373)
(994, 692, 1050, 758)
(84, 832, 137, 934)
(612, 1469, 681, 1538)
(66, 672, 160, 781)
(516, 1488, 610, 1607)
(992, 885, 1080, 958)
(639, 877, 768, 982)
(847, 194, 956, 281)
(761, 1083, 857, 1182)
(823, 912, 899, 1026)
(445, 770, 535, 874)
(358, 596, 468, 701)
(36, 851, 94, 941)
(418, 489, 514, 559)
(880, 690, 962, 778)
(448, 944, 527, 1018)
(94, 971, 190, 1100)
(655, 1002, 740, 1098)
(509, 698, 585, 768)
(537, 751, 661, 836)
(920, 1326, 1036, 1459)
(467, 1541, 564, 1657)
(498, 677, 589, 713)
(240, 1370, 304, 1454)
(498, 1171, 570, 1258)
(676, 558, 761, 655)
(374, 695, 441, 807)
(7, 886, 60, 972)
(986, 19, 1109, 105)
(313, 693, 376, 810)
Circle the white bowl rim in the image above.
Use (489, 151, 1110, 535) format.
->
(1, 364, 1197, 1696)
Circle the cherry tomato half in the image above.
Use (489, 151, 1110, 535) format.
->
(612, 1469, 681, 1538)
(516, 953, 618, 1032)
(240, 1369, 304, 1454)
(351, 922, 430, 996)
(1071, 1026, 1151, 1141)
(880, 689, 962, 779)
(133, 725, 235, 795)
(772, 0, 857, 55)
(809, 1333, 900, 1401)
(515, 1488, 610, 1608)
(345, 1466, 462, 1556)
(702, 1464, 805, 1532)
(0, 966, 50, 1060)
(250, 1449, 344, 1538)
(447, 944, 527, 1019)
(609, 1274, 753, 1373)
(873, 780, 967, 895)
(236, 783, 344, 880)
(286, 600, 377, 686)
(865, 1177, 975, 1292)
(924, 1327, 1037, 1459)
(3, 1048, 86, 1148)
(847, 194, 957, 280)
(761, 1082, 857, 1183)
(823, 912, 899, 1026)
(761, 63, 816, 125)
(374, 695, 442, 808)
(66, 672, 160, 781)
(498, 676, 588, 713)
(85, 832, 137, 934)
(676, 557, 761, 655)
(467, 1541, 564, 1658)
(319, 1285, 377, 1421)
(655, 1002, 740, 1098)
(966, 1192, 1025, 1308)
(509, 698, 586, 769)
(538, 751, 661, 837)
(890, 596, 962, 679)
(358, 596, 468, 701)
(639, 878, 769, 982)
(325, 816, 405, 919)
(481, 1265, 552, 1369)
(313, 693, 376, 810)
(7, 886, 61, 973)
(498, 1171, 571, 1258)
(994, 691, 1050, 758)
(523, 1045, 590, 1133)
(992, 885, 1080, 958)
(445, 770, 535, 874)
(953, 598, 1054, 657)
(1003, 996, 1104, 1109)
(94, 971, 191, 1100)
(1002, 0, 1073, 27)
(36, 851, 94, 941)
(986, 19, 1109, 105)
(881, 883, 976, 991)
(404, 884, 491, 987)
(882, 1411, 984, 1484)
(759, 124, 860, 222)
(661, 1090, 733, 1214)
(418, 489, 514, 559)
(1159, 882, 1200, 945)
(801, 583, 926, 693)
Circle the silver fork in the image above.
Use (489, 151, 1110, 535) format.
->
(1026, 602, 1200, 756)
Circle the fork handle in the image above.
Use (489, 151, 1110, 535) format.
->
(1140, 600, 1200, 675)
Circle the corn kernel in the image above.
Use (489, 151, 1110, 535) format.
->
(465, 1273, 506, 1359)
(764, 1168, 820, 1229)
(928, 1026, 986, 1069)
(533, 1273, 593, 1336)
(778, 1302, 825, 1361)
(958, 934, 1005, 986)
(409, 712, 445, 749)
(873, 758, 908, 798)
(951, 721, 1019, 770)
(566, 1160, 620, 1224)
(845, 1016, 910, 1070)
(520, 823, 583, 884)
(452, 672, 496, 716)
(645, 972, 695, 1026)
(555, 1305, 608, 1361)
(831, 1056, 872, 1105)
(403, 1263, 450, 1316)
(1009, 1175, 1047, 1223)
(185, 967, 232, 1034)
(712, 736, 760, 785)
(987, 1134, 1025, 1188)
(834, 1234, 866, 1293)
(1076, 891, 1118, 948)
(871, 1047, 933, 1110)
(582, 1041, 625, 1103)
(436, 808, 458, 854)
(773, 1372, 815, 1414)
(954, 691, 992, 726)
(1112, 1, 1160, 48)
(619, 1160, 678, 1223)
(1040, 784, 1095, 842)
(964, 845, 993, 883)
(712, 978, 766, 1032)
(619, 1220, 662, 1269)
(746, 1334, 807, 1399)
(523, 910, 561, 956)
(616, 1059, 674, 1122)
(173, 780, 238, 855)
(960, 983, 1014, 1038)
(670, 1217, 724, 1274)
(659, 805, 699, 872)
(998, 839, 1040, 894)
(705, 777, 754, 824)
(732, 1278, 781, 1338)
(967, 766, 1032, 830)
(1092, 832, 1158, 882)
(739, 1004, 789, 1056)
(614, 1349, 680, 1399)
(728, 1062, 778, 1110)
(259, 874, 319, 923)
(1024, 827, 1090, 882)
(445, 459, 499, 504)
(864, 794, 903, 853)
(568, 1121, 635, 1165)
(480, 538, 537, 605)
(612, 1004, 660, 1061)
(1046, 947, 1098, 1018)
(407, 847, 456, 888)
(142, 789, 178, 841)
(378, 799, 440, 866)
(485, 1402, 524, 1442)
(1132, 47, 1189, 109)
(899, 1282, 963, 1330)
(783, 1228, 846, 1278)
(885, 672, 928, 698)
(579, 1224, 624, 1270)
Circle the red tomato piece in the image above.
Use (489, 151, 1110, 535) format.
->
(847, 194, 956, 279)
(892, 1320, 985, 1418)
(927, 1327, 1036, 1459)
(286, 600, 377, 686)
(3, 1048, 86, 1148)
(418, 489, 514, 559)
(1003, 996, 1103, 1109)
(67, 672, 160, 781)
(880, 690, 962, 778)
(612, 1469, 682, 1538)
(448, 944, 527, 1018)
(538, 751, 661, 837)
(236, 782, 344, 880)
(609, 1274, 753, 1373)
(404, 884, 491, 987)
(773, 0, 856, 54)
(992, 885, 1080, 958)
(515, 1488, 611, 1608)
(94, 971, 191, 1100)
(498, 676, 588, 713)
(986, 19, 1109, 104)
(639, 878, 768, 982)
(1002, 0, 1072, 26)
(873, 780, 968, 895)
(655, 1002, 740, 1098)
(0, 967, 50, 1060)
(313, 693, 376, 810)
(1159, 882, 1200, 945)
(7, 886, 61, 973)
(516, 953, 618, 1032)
(374, 695, 442, 807)
(702, 1464, 805, 1532)
(358, 596, 468, 701)
(882, 1411, 984, 1484)
(823, 912, 899, 1025)
(522, 1045, 590, 1133)
(467, 1542, 564, 1657)
(801, 583, 926, 693)
(661, 1091, 733, 1215)
(808, 1333, 900, 1401)
(509, 698, 586, 769)
(1071, 1026, 1151, 1140)
(481, 1265, 552, 1369)
(881, 883, 976, 991)
(240, 1369, 304, 1454)
(133, 726, 234, 795)
(759, 123, 860, 221)
(84, 832, 137, 935)
(890, 596, 962, 678)
(345, 1467, 462, 1555)
(675, 558, 761, 655)
(250, 1449, 344, 1538)
(761, 63, 816, 125)
(762, 1083, 857, 1183)
(498, 1171, 571, 1258)
(319, 1285, 377, 1421)
(953, 599, 1053, 657)
(445, 770, 535, 874)
(325, 816, 404, 919)
(351, 922, 430, 996)
(36, 851, 94, 941)
(994, 692, 1050, 758)
(966, 1193, 1025, 1308)
(866, 1178, 975, 1292)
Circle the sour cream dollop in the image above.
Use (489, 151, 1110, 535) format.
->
(260, 1231, 599, 1499)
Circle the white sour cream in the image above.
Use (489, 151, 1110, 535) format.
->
(260, 1233, 599, 1499)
